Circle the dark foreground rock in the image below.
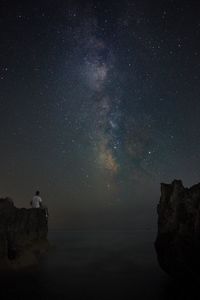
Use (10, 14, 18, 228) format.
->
(0, 198, 48, 270)
(155, 180, 200, 277)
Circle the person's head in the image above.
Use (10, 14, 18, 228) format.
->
(36, 190, 40, 196)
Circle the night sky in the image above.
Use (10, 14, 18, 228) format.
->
(1, 0, 200, 229)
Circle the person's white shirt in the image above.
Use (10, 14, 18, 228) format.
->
(32, 195, 42, 208)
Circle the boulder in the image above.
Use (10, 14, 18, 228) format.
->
(155, 180, 200, 277)
(0, 198, 48, 270)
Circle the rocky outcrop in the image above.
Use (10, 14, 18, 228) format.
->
(0, 198, 48, 270)
(155, 180, 200, 277)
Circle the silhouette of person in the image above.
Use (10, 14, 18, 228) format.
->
(31, 190, 42, 208)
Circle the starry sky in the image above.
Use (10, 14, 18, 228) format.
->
(1, 0, 200, 229)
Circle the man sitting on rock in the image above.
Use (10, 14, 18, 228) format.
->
(30, 191, 49, 220)
(31, 190, 42, 208)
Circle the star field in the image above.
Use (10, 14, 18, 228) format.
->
(1, 0, 200, 228)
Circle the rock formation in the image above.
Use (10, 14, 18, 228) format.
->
(155, 180, 200, 277)
(0, 197, 48, 270)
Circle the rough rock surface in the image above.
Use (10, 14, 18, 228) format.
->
(155, 180, 200, 277)
(0, 197, 48, 270)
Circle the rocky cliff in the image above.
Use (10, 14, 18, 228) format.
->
(0, 197, 48, 270)
(155, 180, 200, 277)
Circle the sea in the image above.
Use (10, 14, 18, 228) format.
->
(0, 230, 196, 299)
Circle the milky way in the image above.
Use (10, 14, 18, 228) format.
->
(78, 19, 158, 189)
(81, 35, 120, 177)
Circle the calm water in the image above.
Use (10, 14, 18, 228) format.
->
(0, 230, 196, 299)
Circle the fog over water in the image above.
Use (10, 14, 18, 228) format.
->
(0, 230, 197, 300)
